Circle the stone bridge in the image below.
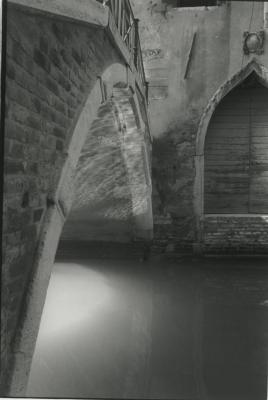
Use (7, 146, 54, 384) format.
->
(1, 0, 152, 394)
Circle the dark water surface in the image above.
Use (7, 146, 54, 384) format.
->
(27, 257, 268, 399)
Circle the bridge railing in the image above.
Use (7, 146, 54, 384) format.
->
(98, 0, 148, 101)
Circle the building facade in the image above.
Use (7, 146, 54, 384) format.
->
(133, 0, 268, 254)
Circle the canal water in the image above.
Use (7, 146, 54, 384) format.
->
(27, 256, 268, 399)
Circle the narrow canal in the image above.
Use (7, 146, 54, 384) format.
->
(27, 256, 268, 400)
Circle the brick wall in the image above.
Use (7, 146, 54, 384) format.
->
(204, 216, 268, 254)
(2, 4, 121, 391)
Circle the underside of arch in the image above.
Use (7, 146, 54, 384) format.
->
(61, 84, 153, 244)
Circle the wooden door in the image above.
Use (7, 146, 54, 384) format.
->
(204, 79, 268, 215)
(249, 84, 268, 213)
(204, 85, 251, 214)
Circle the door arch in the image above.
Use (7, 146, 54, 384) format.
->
(194, 60, 268, 250)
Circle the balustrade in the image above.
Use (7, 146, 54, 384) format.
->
(96, 0, 147, 100)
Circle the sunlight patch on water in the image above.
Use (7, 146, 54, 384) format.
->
(37, 262, 115, 338)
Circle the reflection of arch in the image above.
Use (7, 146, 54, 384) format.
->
(194, 60, 268, 249)
(9, 63, 148, 395)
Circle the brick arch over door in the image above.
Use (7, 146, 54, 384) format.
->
(7, 64, 132, 396)
(194, 60, 268, 249)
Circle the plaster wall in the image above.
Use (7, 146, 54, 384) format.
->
(132, 0, 268, 253)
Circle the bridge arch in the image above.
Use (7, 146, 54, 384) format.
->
(8, 62, 150, 394)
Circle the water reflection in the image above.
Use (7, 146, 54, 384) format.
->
(27, 257, 268, 399)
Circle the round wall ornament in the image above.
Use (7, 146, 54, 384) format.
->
(243, 31, 265, 55)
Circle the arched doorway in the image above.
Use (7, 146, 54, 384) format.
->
(195, 61, 268, 253)
(204, 73, 268, 214)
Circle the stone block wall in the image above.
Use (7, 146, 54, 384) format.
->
(204, 216, 268, 254)
(2, 4, 121, 391)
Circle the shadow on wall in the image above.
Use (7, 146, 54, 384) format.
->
(151, 121, 197, 253)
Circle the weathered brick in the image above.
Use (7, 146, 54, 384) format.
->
(8, 17, 38, 55)
(13, 64, 37, 94)
(36, 83, 50, 104)
(26, 130, 40, 144)
(72, 48, 82, 66)
(8, 254, 28, 280)
(4, 178, 26, 194)
(66, 95, 76, 109)
(5, 161, 25, 175)
(8, 141, 24, 159)
(58, 74, 71, 92)
(68, 108, 75, 119)
(60, 48, 73, 68)
(11, 39, 26, 68)
(7, 208, 31, 231)
(46, 76, 60, 97)
(28, 191, 40, 208)
(21, 191, 29, 208)
(29, 163, 38, 174)
(52, 22, 65, 45)
(3, 195, 22, 214)
(9, 295, 22, 313)
(33, 208, 44, 222)
(26, 114, 42, 131)
(50, 110, 69, 128)
(52, 126, 65, 139)
(6, 79, 31, 109)
(6, 60, 16, 80)
(49, 48, 62, 69)
(33, 48, 51, 73)
(31, 98, 42, 113)
(39, 36, 48, 55)
(56, 140, 64, 151)
(21, 224, 37, 244)
(204, 216, 268, 253)
(7, 313, 19, 336)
